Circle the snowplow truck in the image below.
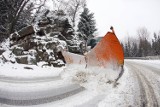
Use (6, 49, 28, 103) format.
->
(61, 27, 124, 83)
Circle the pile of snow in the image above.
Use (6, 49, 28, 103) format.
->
(97, 66, 136, 107)
(61, 64, 120, 93)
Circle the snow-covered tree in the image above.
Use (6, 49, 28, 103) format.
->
(51, 0, 86, 28)
(77, 7, 97, 41)
(66, 0, 86, 28)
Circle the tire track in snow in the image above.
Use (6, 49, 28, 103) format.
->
(126, 63, 147, 107)
(126, 62, 159, 107)
(127, 61, 160, 93)
(127, 61, 160, 106)
(0, 84, 85, 106)
(0, 76, 61, 83)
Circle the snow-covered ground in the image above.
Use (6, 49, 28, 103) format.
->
(0, 59, 160, 107)
(0, 62, 62, 78)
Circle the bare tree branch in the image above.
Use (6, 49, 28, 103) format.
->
(8, 0, 30, 35)
(64, 0, 86, 27)
(31, 0, 47, 23)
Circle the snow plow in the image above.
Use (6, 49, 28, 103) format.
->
(61, 27, 124, 83)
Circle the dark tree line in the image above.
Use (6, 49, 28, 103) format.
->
(0, 0, 47, 42)
(122, 28, 160, 57)
(152, 32, 160, 55)
(0, 0, 31, 40)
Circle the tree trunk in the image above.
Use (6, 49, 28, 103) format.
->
(72, 3, 79, 27)
(8, 0, 30, 35)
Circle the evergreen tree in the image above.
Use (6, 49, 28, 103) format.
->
(77, 7, 97, 41)
(124, 43, 129, 57)
(152, 32, 160, 55)
(127, 38, 132, 57)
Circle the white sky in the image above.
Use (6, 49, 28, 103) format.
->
(87, 0, 160, 41)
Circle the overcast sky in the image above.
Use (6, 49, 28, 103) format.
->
(87, 0, 160, 41)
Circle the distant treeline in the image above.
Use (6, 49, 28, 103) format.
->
(121, 27, 160, 57)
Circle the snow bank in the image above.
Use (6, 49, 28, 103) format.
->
(98, 65, 138, 107)
(0, 63, 63, 78)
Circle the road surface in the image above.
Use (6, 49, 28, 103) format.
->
(0, 75, 85, 106)
(125, 60, 160, 107)
(0, 60, 160, 107)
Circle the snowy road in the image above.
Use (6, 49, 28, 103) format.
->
(0, 84, 84, 106)
(0, 75, 85, 106)
(125, 60, 160, 107)
(0, 60, 160, 107)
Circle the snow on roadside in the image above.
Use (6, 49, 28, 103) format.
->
(0, 62, 63, 78)
(98, 65, 139, 107)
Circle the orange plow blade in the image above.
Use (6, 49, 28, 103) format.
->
(86, 32, 124, 68)
(62, 31, 124, 69)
